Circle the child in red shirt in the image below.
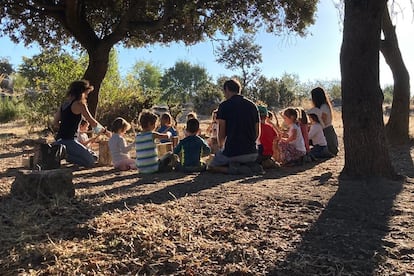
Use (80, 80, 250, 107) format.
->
(257, 105, 279, 168)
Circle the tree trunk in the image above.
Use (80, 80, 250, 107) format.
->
(340, 0, 395, 178)
(83, 44, 112, 116)
(381, 6, 411, 145)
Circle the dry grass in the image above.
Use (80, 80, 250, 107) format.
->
(0, 114, 413, 275)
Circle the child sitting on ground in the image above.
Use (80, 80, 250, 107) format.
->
(274, 108, 306, 166)
(174, 118, 211, 172)
(206, 109, 219, 154)
(157, 113, 178, 143)
(76, 119, 99, 160)
(297, 107, 310, 153)
(136, 110, 177, 174)
(108, 117, 136, 171)
(257, 105, 279, 169)
(77, 120, 99, 148)
(307, 110, 333, 159)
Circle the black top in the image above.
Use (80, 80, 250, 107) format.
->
(56, 100, 82, 140)
(217, 94, 259, 157)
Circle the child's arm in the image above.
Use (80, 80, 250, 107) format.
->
(283, 128, 297, 143)
(78, 134, 98, 147)
(153, 131, 172, 140)
(217, 119, 226, 149)
(173, 141, 182, 155)
(118, 136, 134, 153)
(201, 139, 211, 157)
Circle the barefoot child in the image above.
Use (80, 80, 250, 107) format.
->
(136, 110, 177, 173)
(108, 117, 136, 171)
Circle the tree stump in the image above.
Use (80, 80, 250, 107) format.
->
(11, 169, 74, 199)
(98, 140, 112, 166)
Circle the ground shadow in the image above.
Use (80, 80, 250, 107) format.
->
(0, 150, 31, 159)
(268, 177, 403, 275)
(267, 142, 412, 275)
(91, 171, 242, 210)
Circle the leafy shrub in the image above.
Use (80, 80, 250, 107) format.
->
(0, 97, 26, 123)
(97, 92, 155, 130)
(193, 83, 223, 115)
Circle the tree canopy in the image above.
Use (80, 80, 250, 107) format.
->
(0, 0, 318, 115)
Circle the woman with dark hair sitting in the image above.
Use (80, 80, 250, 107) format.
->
(53, 80, 111, 167)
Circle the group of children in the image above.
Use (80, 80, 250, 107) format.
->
(103, 110, 211, 173)
(77, 101, 335, 174)
(256, 105, 333, 168)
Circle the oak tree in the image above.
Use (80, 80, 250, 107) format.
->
(340, 0, 395, 178)
(0, 0, 317, 115)
(380, 5, 411, 145)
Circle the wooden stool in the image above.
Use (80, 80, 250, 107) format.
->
(98, 140, 112, 166)
(157, 142, 172, 157)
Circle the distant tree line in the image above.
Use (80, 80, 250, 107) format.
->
(0, 49, 343, 125)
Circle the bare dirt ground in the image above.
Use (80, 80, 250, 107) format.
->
(0, 118, 413, 275)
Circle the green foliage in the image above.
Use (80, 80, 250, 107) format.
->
(18, 49, 85, 126)
(0, 58, 13, 75)
(0, 98, 26, 123)
(0, 0, 317, 114)
(160, 61, 210, 104)
(1, 1, 317, 49)
(249, 76, 280, 108)
(308, 80, 342, 101)
(100, 50, 122, 94)
(97, 88, 155, 129)
(216, 34, 262, 92)
(130, 61, 162, 94)
(9, 73, 28, 94)
(193, 82, 224, 115)
(383, 85, 393, 104)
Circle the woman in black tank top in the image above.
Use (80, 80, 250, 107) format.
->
(53, 80, 111, 168)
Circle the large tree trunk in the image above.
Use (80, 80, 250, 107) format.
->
(381, 6, 411, 145)
(84, 44, 112, 116)
(340, 0, 395, 178)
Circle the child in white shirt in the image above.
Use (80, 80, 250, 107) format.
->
(275, 108, 306, 165)
(108, 117, 136, 171)
(307, 112, 332, 159)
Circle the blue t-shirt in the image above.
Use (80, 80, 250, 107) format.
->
(217, 94, 259, 157)
(157, 125, 178, 143)
(173, 135, 210, 167)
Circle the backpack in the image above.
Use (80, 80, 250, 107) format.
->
(36, 143, 66, 170)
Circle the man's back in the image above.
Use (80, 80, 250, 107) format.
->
(217, 94, 259, 157)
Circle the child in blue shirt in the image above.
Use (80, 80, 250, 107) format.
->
(157, 113, 178, 143)
(174, 118, 211, 173)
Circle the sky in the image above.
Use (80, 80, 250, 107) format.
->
(1, 0, 413, 91)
